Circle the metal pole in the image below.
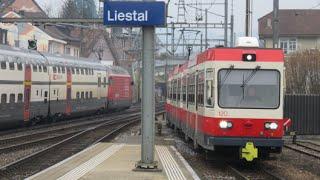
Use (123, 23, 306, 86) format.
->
(224, 0, 228, 47)
(245, 0, 250, 36)
(164, 26, 168, 98)
(205, 9, 208, 49)
(171, 23, 175, 62)
(273, 0, 279, 48)
(230, 15, 234, 47)
(135, 0, 157, 169)
(200, 33, 203, 52)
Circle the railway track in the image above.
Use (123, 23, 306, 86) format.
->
(284, 141, 320, 159)
(228, 163, 283, 180)
(0, 105, 142, 138)
(0, 110, 165, 179)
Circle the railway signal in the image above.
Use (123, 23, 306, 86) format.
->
(28, 39, 37, 50)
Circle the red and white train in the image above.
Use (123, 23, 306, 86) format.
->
(0, 45, 132, 129)
(166, 38, 291, 161)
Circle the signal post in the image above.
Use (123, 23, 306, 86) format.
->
(104, 1, 166, 171)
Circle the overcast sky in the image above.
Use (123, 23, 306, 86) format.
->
(36, 0, 320, 36)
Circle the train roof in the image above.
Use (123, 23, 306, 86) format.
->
(196, 47, 284, 64)
(168, 47, 285, 78)
(0, 45, 106, 70)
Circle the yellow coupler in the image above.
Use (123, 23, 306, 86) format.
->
(240, 142, 258, 161)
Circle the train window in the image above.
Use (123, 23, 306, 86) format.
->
(76, 68, 79, 75)
(17, 63, 23, 71)
(206, 69, 214, 107)
(39, 66, 43, 72)
(17, 93, 23, 103)
(182, 77, 187, 102)
(71, 68, 75, 74)
(85, 92, 88, 99)
(188, 75, 196, 104)
(58, 67, 61, 73)
(1, 62, 6, 69)
(103, 77, 106, 87)
(76, 92, 80, 99)
(92, 69, 94, 75)
(36, 90, 39, 96)
(33, 65, 38, 72)
(9, 62, 14, 70)
(197, 71, 205, 106)
(81, 68, 84, 75)
(62, 67, 65, 74)
(85, 69, 88, 75)
(81, 92, 84, 99)
(90, 91, 93, 98)
(1, 94, 7, 104)
(43, 66, 47, 73)
(177, 79, 181, 101)
(53, 90, 56, 95)
(9, 94, 15, 103)
(53, 67, 57, 73)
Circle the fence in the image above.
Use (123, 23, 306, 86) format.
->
(284, 95, 320, 135)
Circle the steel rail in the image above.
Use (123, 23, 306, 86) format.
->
(284, 144, 320, 159)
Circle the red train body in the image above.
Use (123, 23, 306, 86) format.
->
(166, 42, 291, 161)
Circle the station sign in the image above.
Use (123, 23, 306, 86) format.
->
(104, 1, 166, 27)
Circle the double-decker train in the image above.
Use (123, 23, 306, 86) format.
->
(166, 37, 291, 161)
(0, 45, 132, 129)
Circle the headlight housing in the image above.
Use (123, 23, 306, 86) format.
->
(219, 120, 233, 129)
(265, 122, 278, 130)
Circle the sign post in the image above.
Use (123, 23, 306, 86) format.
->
(104, 1, 166, 171)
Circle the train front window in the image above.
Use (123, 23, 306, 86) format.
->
(218, 69, 280, 109)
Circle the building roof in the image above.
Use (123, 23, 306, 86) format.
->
(259, 9, 320, 38)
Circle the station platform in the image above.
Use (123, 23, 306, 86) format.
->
(27, 122, 200, 180)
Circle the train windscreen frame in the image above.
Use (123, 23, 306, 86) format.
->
(218, 69, 280, 109)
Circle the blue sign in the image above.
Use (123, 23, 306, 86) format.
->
(104, 1, 166, 27)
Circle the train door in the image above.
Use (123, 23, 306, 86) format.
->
(66, 68, 72, 115)
(23, 64, 31, 122)
(97, 73, 102, 99)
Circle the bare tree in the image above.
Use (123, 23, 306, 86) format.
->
(286, 50, 320, 94)
(59, 0, 80, 19)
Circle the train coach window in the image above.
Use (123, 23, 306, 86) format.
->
(62, 67, 65, 74)
(81, 92, 84, 99)
(76, 92, 80, 99)
(9, 62, 14, 70)
(1, 62, 6, 69)
(9, 94, 15, 103)
(17, 63, 23, 71)
(58, 67, 61, 73)
(76, 68, 79, 75)
(90, 91, 93, 98)
(39, 66, 42, 72)
(33, 65, 38, 72)
(206, 69, 214, 107)
(1, 94, 7, 104)
(85, 69, 88, 75)
(103, 77, 107, 87)
(85, 92, 89, 99)
(71, 68, 75, 74)
(81, 69, 84, 75)
(18, 93, 23, 103)
(53, 67, 57, 73)
(43, 66, 47, 73)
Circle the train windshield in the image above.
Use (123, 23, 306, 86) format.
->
(218, 69, 280, 109)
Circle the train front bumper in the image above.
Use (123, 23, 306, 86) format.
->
(206, 136, 284, 147)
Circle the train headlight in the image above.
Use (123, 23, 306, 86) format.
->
(219, 120, 233, 129)
(265, 122, 278, 130)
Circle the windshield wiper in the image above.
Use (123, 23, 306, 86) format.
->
(239, 66, 261, 102)
(219, 65, 234, 89)
(240, 66, 261, 88)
